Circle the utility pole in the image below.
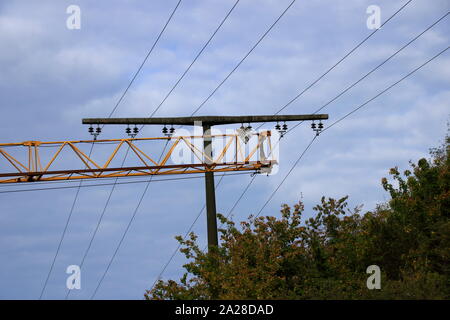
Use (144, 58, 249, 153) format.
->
(82, 114, 328, 250)
(202, 123, 218, 247)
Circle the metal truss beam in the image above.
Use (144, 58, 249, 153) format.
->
(0, 131, 276, 183)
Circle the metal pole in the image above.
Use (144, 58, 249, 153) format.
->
(203, 124, 218, 250)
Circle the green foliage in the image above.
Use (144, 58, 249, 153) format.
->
(145, 135, 449, 300)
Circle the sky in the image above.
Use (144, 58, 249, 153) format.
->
(0, 0, 449, 299)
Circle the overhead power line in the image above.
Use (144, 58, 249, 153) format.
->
(147, 0, 241, 119)
(0, 172, 248, 195)
(93, 0, 299, 298)
(234, 7, 447, 222)
(89, 141, 168, 299)
(0, 174, 160, 188)
(184, 0, 418, 234)
(202, 40, 448, 248)
(68, 141, 170, 299)
(38, 0, 183, 300)
(107, 0, 183, 120)
(255, 45, 449, 218)
(38, 143, 95, 300)
(189, 0, 297, 116)
(79, 2, 242, 289)
(287, 10, 450, 133)
(255, 135, 317, 218)
(148, 0, 415, 290)
(72, 0, 242, 299)
(323, 46, 450, 133)
(255, 0, 414, 130)
(148, 174, 227, 291)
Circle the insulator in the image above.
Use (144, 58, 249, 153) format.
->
(162, 126, 168, 134)
(96, 127, 101, 134)
(126, 127, 131, 134)
(311, 122, 316, 129)
(282, 123, 288, 131)
(88, 126, 94, 133)
(275, 123, 281, 130)
(133, 126, 139, 134)
(318, 122, 324, 129)
(246, 124, 252, 130)
(169, 127, 175, 134)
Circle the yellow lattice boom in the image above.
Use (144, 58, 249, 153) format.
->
(0, 131, 277, 183)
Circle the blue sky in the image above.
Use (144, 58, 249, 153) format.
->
(0, 0, 449, 299)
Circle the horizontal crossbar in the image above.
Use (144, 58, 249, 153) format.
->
(82, 114, 329, 126)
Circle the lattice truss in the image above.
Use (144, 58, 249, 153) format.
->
(0, 131, 278, 183)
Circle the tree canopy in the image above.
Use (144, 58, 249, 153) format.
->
(146, 134, 449, 300)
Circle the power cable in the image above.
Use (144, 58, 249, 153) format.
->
(255, 135, 316, 218)
(189, 0, 297, 116)
(255, 45, 449, 217)
(146, 0, 241, 120)
(323, 46, 450, 133)
(90, 141, 170, 299)
(254, 0, 414, 130)
(101, 0, 298, 295)
(38, 0, 182, 299)
(106, 0, 183, 120)
(74, 0, 243, 298)
(181, 0, 418, 233)
(229, 9, 449, 221)
(198, 0, 417, 223)
(148, 0, 415, 289)
(147, 173, 227, 291)
(0, 172, 248, 194)
(287, 11, 450, 133)
(38, 142, 94, 299)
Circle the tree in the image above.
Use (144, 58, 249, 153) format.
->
(145, 134, 449, 300)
